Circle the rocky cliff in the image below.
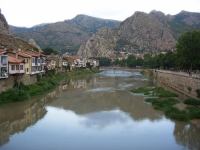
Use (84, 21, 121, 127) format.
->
(10, 15, 120, 53)
(0, 9, 10, 35)
(78, 10, 200, 58)
(0, 33, 35, 50)
(28, 39, 42, 52)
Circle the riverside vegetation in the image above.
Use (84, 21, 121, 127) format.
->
(131, 87, 200, 121)
(0, 68, 100, 105)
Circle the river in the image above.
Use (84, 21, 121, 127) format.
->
(0, 70, 199, 150)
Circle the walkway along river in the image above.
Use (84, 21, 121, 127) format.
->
(0, 70, 199, 150)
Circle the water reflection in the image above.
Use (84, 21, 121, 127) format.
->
(0, 83, 67, 146)
(174, 122, 200, 150)
(0, 70, 200, 150)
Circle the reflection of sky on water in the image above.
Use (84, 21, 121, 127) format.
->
(80, 109, 129, 129)
(2, 106, 186, 150)
(117, 83, 134, 90)
(100, 70, 140, 77)
(86, 87, 115, 92)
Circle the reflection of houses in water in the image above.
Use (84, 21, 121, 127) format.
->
(62, 84, 68, 90)
(0, 89, 60, 147)
(70, 78, 87, 89)
(0, 121, 9, 146)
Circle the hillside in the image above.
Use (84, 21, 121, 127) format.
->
(10, 15, 120, 54)
(0, 10, 35, 50)
(0, 9, 10, 35)
(77, 10, 200, 58)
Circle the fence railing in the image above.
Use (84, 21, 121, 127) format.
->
(155, 70, 200, 79)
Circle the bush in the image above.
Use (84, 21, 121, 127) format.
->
(131, 87, 151, 95)
(184, 98, 200, 106)
(154, 87, 178, 97)
(164, 106, 189, 121)
(0, 88, 30, 103)
(187, 86, 192, 92)
(145, 98, 179, 108)
(196, 89, 200, 98)
(36, 74, 42, 82)
(188, 107, 200, 119)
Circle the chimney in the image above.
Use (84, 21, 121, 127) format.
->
(16, 51, 18, 59)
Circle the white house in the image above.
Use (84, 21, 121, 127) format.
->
(8, 56, 25, 74)
(0, 53, 8, 78)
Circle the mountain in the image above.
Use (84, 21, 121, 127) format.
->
(0, 10, 39, 51)
(10, 15, 120, 53)
(77, 10, 200, 58)
(0, 9, 10, 35)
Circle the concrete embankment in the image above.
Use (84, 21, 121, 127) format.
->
(153, 70, 200, 99)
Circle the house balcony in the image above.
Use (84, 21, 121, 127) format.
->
(0, 75, 8, 79)
(39, 70, 45, 74)
(9, 70, 25, 74)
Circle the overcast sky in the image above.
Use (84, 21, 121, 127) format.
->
(0, 0, 200, 28)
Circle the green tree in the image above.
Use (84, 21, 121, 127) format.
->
(96, 57, 111, 66)
(42, 47, 59, 55)
(136, 57, 144, 67)
(176, 30, 200, 70)
(126, 55, 137, 67)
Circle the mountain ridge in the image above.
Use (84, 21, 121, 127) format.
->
(10, 15, 120, 54)
(77, 10, 200, 58)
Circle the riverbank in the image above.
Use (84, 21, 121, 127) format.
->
(0, 69, 100, 105)
(131, 87, 200, 124)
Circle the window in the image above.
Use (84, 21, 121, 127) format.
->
(27, 59, 29, 63)
(32, 58, 35, 63)
(16, 65, 19, 70)
(20, 65, 23, 70)
(26, 68, 29, 72)
(11, 65, 15, 70)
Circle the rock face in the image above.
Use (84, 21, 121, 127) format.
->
(0, 10, 38, 51)
(10, 15, 120, 52)
(0, 33, 35, 50)
(78, 10, 200, 58)
(0, 9, 10, 35)
(28, 39, 42, 52)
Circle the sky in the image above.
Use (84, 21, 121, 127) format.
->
(0, 0, 200, 28)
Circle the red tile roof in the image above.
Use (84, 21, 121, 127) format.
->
(23, 50, 46, 57)
(18, 51, 32, 58)
(0, 49, 6, 54)
(46, 57, 56, 61)
(8, 56, 25, 64)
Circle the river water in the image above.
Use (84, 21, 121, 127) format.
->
(0, 70, 200, 150)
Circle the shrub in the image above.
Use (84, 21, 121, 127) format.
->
(0, 88, 30, 103)
(184, 98, 200, 106)
(131, 87, 151, 95)
(187, 86, 192, 92)
(164, 106, 189, 121)
(188, 107, 200, 119)
(196, 89, 200, 98)
(36, 74, 42, 82)
(154, 87, 178, 97)
(145, 98, 179, 108)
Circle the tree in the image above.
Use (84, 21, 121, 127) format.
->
(176, 30, 200, 70)
(96, 57, 111, 66)
(42, 47, 59, 55)
(126, 55, 137, 67)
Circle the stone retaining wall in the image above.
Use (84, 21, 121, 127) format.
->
(0, 74, 37, 93)
(153, 70, 200, 99)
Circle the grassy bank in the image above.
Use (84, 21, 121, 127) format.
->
(66, 68, 100, 77)
(131, 87, 200, 121)
(0, 69, 100, 105)
(131, 87, 178, 97)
